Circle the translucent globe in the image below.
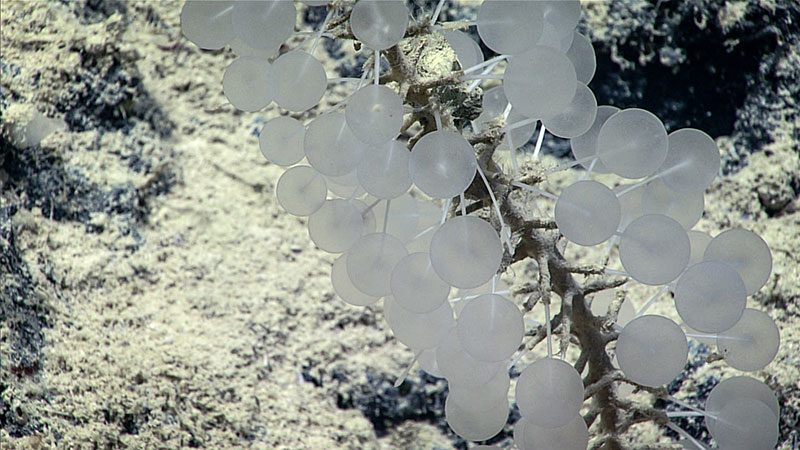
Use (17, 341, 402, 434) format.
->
(474, 86, 508, 130)
(659, 128, 720, 194)
(597, 108, 669, 179)
(371, 194, 423, 243)
(705, 376, 780, 438)
(687, 230, 712, 265)
(445, 30, 483, 70)
(349, 0, 408, 51)
(357, 140, 411, 199)
(304, 112, 366, 176)
(457, 294, 523, 362)
(180, 1, 235, 50)
(542, 82, 598, 139)
(383, 295, 454, 350)
(619, 214, 690, 285)
(503, 46, 577, 119)
(500, 109, 538, 151)
(521, 415, 590, 450)
(270, 51, 327, 112)
(477, 0, 544, 55)
(703, 228, 772, 296)
(275, 165, 327, 217)
(570, 105, 619, 173)
(448, 368, 510, 411)
(408, 130, 477, 199)
(538, 0, 582, 37)
(346, 232, 408, 296)
(390, 252, 450, 313)
(429, 216, 503, 289)
(717, 308, 780, 372)
(712, 398, 779, 450)
(259, 116, 305, 166)
(565, 32, 596, 84)
(231, 1, 296, 52)
(641, 178, 704, 230)
(418, 348, 444, 378)
(515, 357, 584, 428)
(445, 394, 509, 442)
(307, 199, 364, 253)
(555, 180, 621, 246)
(616, 315, 688, 387)
(345, 85, 403, 145)
(222, 57, 273, 112)
(330, 254, 379, 307)
(324, 171, 365, 199)
(674, 261, 746, 333)
(436, 328, 504, 387)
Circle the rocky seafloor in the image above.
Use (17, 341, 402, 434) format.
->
(1, 1, 798, 449)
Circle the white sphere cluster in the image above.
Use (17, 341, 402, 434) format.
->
(180, 1, 780, 448)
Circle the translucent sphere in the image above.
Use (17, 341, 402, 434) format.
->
(346, 233, 408, 296)
(566, 32, 596, 84)
(703, 228, 772, 296)
(687, 230, 712, 265)
(555, 180, 621, 246)
(324, 171, 365, 199)
(659, 128, 720, 194)
(535, 20, 574, 52)
(331, 254, 379, 307)
(542, 82, 598, 139)
(180, 1, 235, 50)
(350, 0, 408, 50)
(674, 261, 746, 333)
(504, 46, 577, 119)
(616, 315, 688, 387)
(445, 30, 483, 70)
(408, 130, 477, 199)
(570, 105, 619, 173)
(457, 294, 523, 362)
(307, 199, 364, 253)
(445, 394, 509, 442)
(222, 57, 273, 112)
(429, 216, 503, 289)
(418, 348, 444, 378)
(641, 179, 704, 230)
(500, 109, 538, 151)
(705, 376, 780, 438)
(718, 308, 780, 372)
(448, 368, 510, 411)
(712, 398, 779, 450)
(391, 252, 450, 313)
(357, 140, 411, 199)
(474, 86, 508, 130)
(304, 112, 366, 176)
(383, 295, 454, 350)
(521, 415, 590, 450)
(259, 116, 305, 166)
(538, 0, 582, 37)
(231, 1, 296, 52)
(371, 194, 422, 243)
(345, 85, 403, 145)
(515, 358, 584, 428)
(477, 0, 544, 55)
(615, 183, 645, 230)
(619, 214, 690, 285)
(275, 166, 327, 216)
(597, 108, 669, 179)
(436, 328, 504, 387)
(270, 51, 327, 112)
